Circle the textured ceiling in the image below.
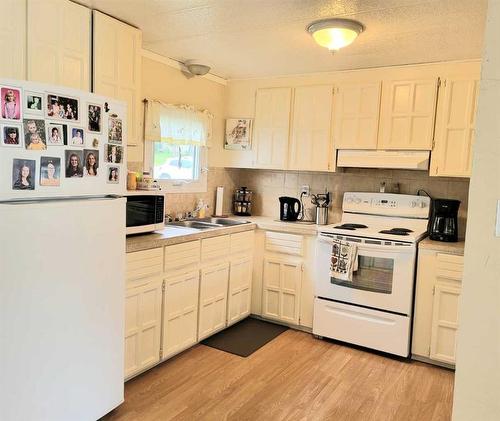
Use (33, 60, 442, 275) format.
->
(79, 0, 488, 79)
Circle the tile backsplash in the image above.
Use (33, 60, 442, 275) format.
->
(238, 168, 470, 238)
(127, 162, 470, 238)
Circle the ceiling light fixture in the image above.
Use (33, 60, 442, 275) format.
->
(306, 18, 364, 52)
(184, 60, 211, 76)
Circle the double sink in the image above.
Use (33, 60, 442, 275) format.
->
(166, 217, 250, 231)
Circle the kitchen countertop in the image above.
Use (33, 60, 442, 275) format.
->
(234, 216, 337, 235)
(126, 215, 341, 253)
(418, 237, 465, 255)
(126, 222, 257, 253)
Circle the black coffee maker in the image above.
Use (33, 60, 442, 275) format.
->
(428, 199, 461, 242)
(279, 196, 301, 221)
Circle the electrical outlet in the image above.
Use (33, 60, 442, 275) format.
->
(301, 185, 310, 196)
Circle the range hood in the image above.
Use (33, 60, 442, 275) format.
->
(336, 150, 430, 170)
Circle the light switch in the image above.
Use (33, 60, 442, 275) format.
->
(496, 200, 500, 237)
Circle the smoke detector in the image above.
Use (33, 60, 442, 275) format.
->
(184, 60, 211, 76)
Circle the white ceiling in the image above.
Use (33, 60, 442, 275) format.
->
(80, 0, 488, 80)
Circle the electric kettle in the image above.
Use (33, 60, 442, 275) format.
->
(279, 196, 301, 221)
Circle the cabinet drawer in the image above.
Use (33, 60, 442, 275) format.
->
(164, 240, 200, 272)
(126, 248, 163, 283)
(265, 231, 303, 256)
(436, 253, 464, 281)
(201, 235, 230, 262)
(230, 231, 254, 254)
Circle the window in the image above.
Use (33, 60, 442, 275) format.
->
(144, 101, 212, 192)
(152, 143, 200, 181)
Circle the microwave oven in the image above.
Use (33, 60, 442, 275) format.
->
(126, 194, 165, 235)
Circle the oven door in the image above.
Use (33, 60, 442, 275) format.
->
(315, 234, 417, 315)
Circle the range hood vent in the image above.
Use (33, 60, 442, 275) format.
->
(336, 150, 430, 170)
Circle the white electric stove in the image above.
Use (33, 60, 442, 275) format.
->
(313, 192, 431, 357)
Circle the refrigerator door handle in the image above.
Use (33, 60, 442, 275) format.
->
(0, 195, 123, 205)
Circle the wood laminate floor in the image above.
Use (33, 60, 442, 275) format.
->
(103, 330, 454, 421)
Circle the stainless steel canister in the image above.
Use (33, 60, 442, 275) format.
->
(316, 206, 328, 225)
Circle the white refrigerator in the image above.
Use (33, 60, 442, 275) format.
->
(0, 79, 127, 421)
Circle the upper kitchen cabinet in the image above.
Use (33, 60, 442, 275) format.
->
(93, 11, 142, 146)
(27, 0, 91, 90)
(378, 78, 439, 150)
(289, 85, 334, 171)
(253, 88, 292, 169)
(0, 0, 26, 80)
(333, 82, 381, 150)
(430, 76, 480, 177)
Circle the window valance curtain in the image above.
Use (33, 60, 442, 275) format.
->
(144, 99, 213, 146)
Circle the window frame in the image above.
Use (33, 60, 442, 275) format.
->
(144, 141, 208, 193)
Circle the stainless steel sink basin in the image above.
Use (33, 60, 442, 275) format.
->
(166, 217, 250, 230)
(197, 217, 250, 226)
(167, 220, 220, 230)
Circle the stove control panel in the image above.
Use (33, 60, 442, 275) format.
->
(343, 192, 431, 218)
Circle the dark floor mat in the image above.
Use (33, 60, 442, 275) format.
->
(201, 318, 288, 357)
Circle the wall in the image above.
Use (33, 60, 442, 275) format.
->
(239, 168, 469, 237)
(133, 54, 237, 215)
(453, 0, 500, 419)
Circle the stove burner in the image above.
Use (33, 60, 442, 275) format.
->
(334, 223, 368, 230)
(391, 228, 413, 233)
(379, 228, 411, 236)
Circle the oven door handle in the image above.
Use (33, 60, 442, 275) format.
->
(318, 235, 414, 253)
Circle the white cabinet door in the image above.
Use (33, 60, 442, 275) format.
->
(198, 262, 230, 340)
(379, 79, 438, 150)
(430, 284, 461, 364)
(93, 11, 142, 146)
(253, 87, 292, 169)
(124, 279, 162, 379)
(333, 82, 381, 150)
(0, 0, 26, 79)
(289, 85, 334, 171)
(227, 256, 252, 326)
(27, 0, 90, 90)
(262, 257, 302, 324)
(430, 78, 479, 177)
(162, 270, 200, 360)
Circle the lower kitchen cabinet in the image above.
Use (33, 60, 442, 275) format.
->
(429, 283, 461, 364)
(412, 247, 464, 366)
(124, 278, 163, 379)
(162, 270, 200, 360)
(198, 261, 230, 341)
(227, 255, 253, 326)
(262, 256, 302, 325)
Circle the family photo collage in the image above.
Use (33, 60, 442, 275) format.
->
(0, 85, 124, 190)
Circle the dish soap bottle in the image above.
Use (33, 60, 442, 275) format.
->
(197, 199, 207, 218)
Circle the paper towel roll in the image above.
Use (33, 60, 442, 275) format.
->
(215, 186, 224, 216)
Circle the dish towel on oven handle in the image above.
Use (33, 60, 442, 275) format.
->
(329, 239, 359, 282)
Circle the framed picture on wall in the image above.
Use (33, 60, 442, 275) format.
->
(224, 118, 252, 150)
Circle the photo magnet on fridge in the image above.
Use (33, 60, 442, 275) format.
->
(46, 123, 65, 146)
(107, 166, 119, 184)
(69, 127, 85, 146)
(108, 115, 122, 144)
(46, 94, 79, 121)
(23, 118, 47, 150)
(87, 103, 102, 133)
(65, 150, 84, 178)
(1, 123, 23, 147)
(24, 91, 44, 116)
(1, 86, 22, 122)
(40, 156, 61, 187)
(83, 149, 99, 176)
(12, 158, 35, 190)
